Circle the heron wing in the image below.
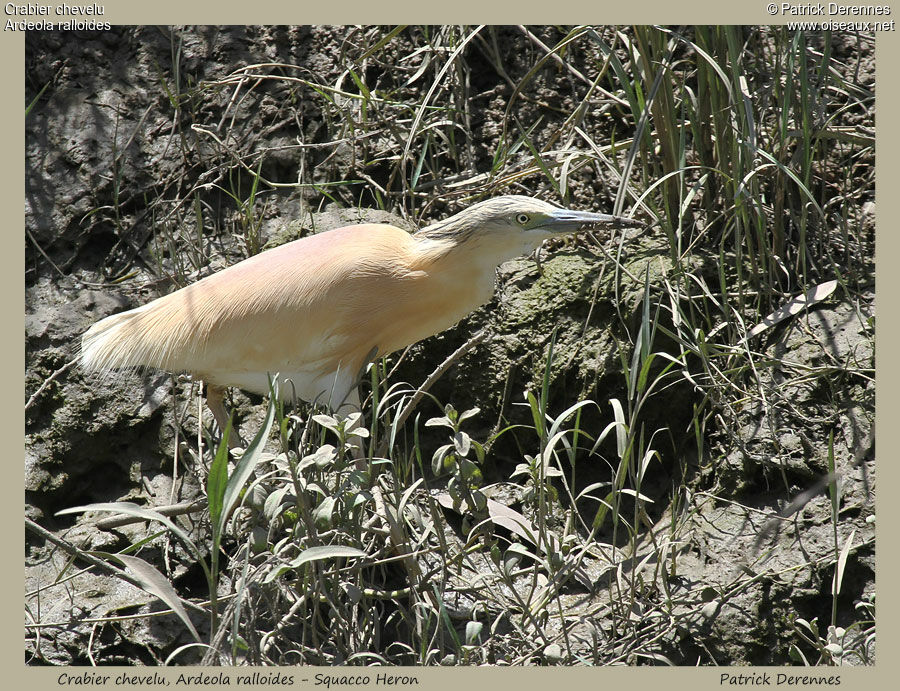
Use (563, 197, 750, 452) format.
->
(82, 223, 493, 400)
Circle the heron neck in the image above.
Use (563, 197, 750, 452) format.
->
(415, 224, 542, 268)
(410, 232, 536, 290)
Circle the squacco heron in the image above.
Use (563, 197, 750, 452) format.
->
(81, 195, 640, 438)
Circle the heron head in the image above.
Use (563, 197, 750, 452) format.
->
(418, 195, 641, 259)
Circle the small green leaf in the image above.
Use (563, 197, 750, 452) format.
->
(425, 416, 454, 429)
(833, 529, 856, 596)
(313, 497, 336, 529)
(346, 426, 370, 439)
(206, 417, 232, 535)
(221, 395, 276, 532)
(458, 457, 478, 481)
(263, 487, 292, 523)
(301, 444, 337, 470)
(454, 430, 471, 457)
(465, 621, 483, 645)
(97, 552, 201, 642)
(525, 391, 544, 437)
(312, 413, 338, 432)
(431, 444, 453, 475)
(458, 407, 481, 423)
(289, 545, 367, 568)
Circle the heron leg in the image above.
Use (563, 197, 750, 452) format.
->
(206, 384, 243, 449)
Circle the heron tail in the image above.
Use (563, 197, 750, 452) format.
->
(80, 302, 179, 375)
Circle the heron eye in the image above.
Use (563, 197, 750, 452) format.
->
(516, 213, 530, 226)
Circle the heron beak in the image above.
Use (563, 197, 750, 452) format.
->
(541, 209, 643, 234)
